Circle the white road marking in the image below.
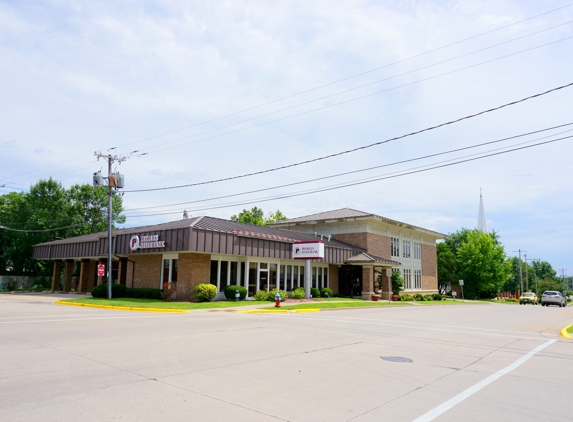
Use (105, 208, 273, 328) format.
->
(412, 339, 556, 422)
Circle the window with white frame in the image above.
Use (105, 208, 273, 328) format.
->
(391, 237, 400, 257)
(402, 239, 411, 258)
(413, 242, 421, 260)
(403, 269, 412, 290)
(414, 269, 422, 289)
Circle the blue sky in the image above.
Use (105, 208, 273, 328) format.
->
(1, 0, 572, 273)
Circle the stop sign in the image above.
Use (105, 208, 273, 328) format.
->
(97, 264, 105, 277)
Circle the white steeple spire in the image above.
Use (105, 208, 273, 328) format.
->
(477, 188, 488, 233)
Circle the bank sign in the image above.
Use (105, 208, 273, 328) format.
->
(292, 241, 324, 260)
(129, 235, 166, 251)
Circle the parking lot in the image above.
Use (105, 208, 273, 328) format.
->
(0, 294, 572, 421)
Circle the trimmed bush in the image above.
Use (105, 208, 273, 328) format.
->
(320, 288, 333, 298)
(266, 289, 288, 301)
(91, 283, 127, 298)
(290, 287, 305, 299)
(413, 293, 424, 301)
(194, 283, 217, 302)
(224, 285, 247, 300)
(400, 293, 414, 301)
(310, 287, 321, 298)
(432, 293, 443, 301)
(254, 290, 268, 301)
(125, 287, 163, 300)
(423, 294, 433, 301)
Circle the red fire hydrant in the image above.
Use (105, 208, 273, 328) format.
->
(275, 292, 281, 307)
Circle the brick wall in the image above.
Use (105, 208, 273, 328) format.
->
(332, 232, 392, 258)
(178, 253, 211, 301)
(127, 254, 162, 289)
(329, 264, 339, 294)
(421, 243, 438, 292)
(332, 233, 368, 250)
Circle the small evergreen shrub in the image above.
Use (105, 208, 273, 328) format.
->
(224, 285, 247, 300)
(290, 287, 305, 299)
(125, 288, 163, 300)
(254, 290, 268, 301)
(423, 294, 434, 301)
(266, 289, 288, 301)
(194, 283, 217, 302)
(310, 287, 321, 298)
(432, 293, 443, 301)
(91, 283, 127, 298)
(413, 293, 424, 301)
(320, 287, 333, 297)
(400, 293, 414, 301)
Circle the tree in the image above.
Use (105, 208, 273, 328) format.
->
(436, 242, 457, 294)
(231, 207, 287, 226)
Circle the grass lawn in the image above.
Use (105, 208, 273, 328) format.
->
(312, 297, 365, 301)
(59, 298, 258, 310)
(480, 299, 520, 305)
(278, 301, 411, 310)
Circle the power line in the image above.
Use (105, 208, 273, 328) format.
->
(9, 4, 572, 182)
(124, 135, 571, 217)
(123, 123, 573, 212)
(124, 81, 573, 193)
(0, 222, 88, 233)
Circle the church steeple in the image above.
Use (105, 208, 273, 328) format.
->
(477, 188, 488, 233)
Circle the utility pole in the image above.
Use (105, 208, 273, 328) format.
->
(526, 258, 540, 297)
(94, 152, 126, 300)
(524, 253, 529, 292)
(513, 249, 526, 296)
(560, 269, 567, 297)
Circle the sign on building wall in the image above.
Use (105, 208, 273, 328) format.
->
(129, 235, 166, 251)
(292, 241, 324, 260)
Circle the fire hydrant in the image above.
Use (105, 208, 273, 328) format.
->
(275, 292, 281, 307)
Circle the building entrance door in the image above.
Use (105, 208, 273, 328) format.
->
(339, 265, 362, 297)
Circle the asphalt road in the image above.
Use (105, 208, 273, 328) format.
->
(0, 294, 572, 421)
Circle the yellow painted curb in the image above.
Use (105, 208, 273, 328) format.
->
(560, 324, 573, 339)
(55, 301, 189, 313)
(235, 308, 321, 314)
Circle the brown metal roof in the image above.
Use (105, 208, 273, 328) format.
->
(345, 252, 400, 266)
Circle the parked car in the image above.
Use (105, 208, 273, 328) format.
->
(519, 292, 538, 305)
(541, 291, 566, 307)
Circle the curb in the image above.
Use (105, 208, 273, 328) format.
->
(560, 324, 573, 339)
(236, 308, 321, 314)
(55, 301, 190, 313)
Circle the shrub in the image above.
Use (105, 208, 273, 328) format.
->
(125, 288, 163, 300)
(413, 293, 424, 301)
(432, 293, 443, 301)
(320, 287, 333, 298)
(310, 287, 321, 298)
(423, 294, 434, 301)
(254, 290, 268, 301)
(400, 293, 414, 301)
(504, 298, 519, 303)
(266, 289, 288, 301)
(391, 271, 404, 295)
(224, 285, 247, 300)
(91, 283, 127, 298)
(194, 283, 217, 302)
(290, 287, 305, 299)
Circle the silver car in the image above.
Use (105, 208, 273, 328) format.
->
(541, 291, 566, 307)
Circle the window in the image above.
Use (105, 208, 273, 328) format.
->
(403, 269, 412, 290)
(402, 240, 411, 258)
(414, 269, 422, 289)
(162, 258, 178, 289)
(413, 242, 421, 260)
(391, 237, 400, 257)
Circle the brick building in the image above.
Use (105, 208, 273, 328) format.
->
(33, 208, 445, 300)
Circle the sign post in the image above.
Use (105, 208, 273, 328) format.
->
(292, 241, 324, 299)
(459, 279, 465, 302)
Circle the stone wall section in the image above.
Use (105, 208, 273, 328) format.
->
(178, 253, 211, 301)
(421, 243, 438, 291)
(126, 254, 162, 290)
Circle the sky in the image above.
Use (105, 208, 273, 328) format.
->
(1, 0, 572, 274)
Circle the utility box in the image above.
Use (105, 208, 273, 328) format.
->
(93, 172, 104, 187)
(116, 174, 125, 189)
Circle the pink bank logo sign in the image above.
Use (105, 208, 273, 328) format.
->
(129, 235, 165, 251)
(292, 242, 324, 260)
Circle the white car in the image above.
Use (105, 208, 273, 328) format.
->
(541, 291, 566, 307)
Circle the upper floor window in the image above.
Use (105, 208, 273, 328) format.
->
(391, 237, 400, 257)
(413, 242, 421, 260)
(402, 240, 411, 258)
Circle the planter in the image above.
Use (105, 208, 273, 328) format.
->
(371, 295, 379, 301)
(391, 295, 399, 302)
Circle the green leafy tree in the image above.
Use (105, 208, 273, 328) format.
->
(437, 242, 457, 293)
(230, 207, 287, 226)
